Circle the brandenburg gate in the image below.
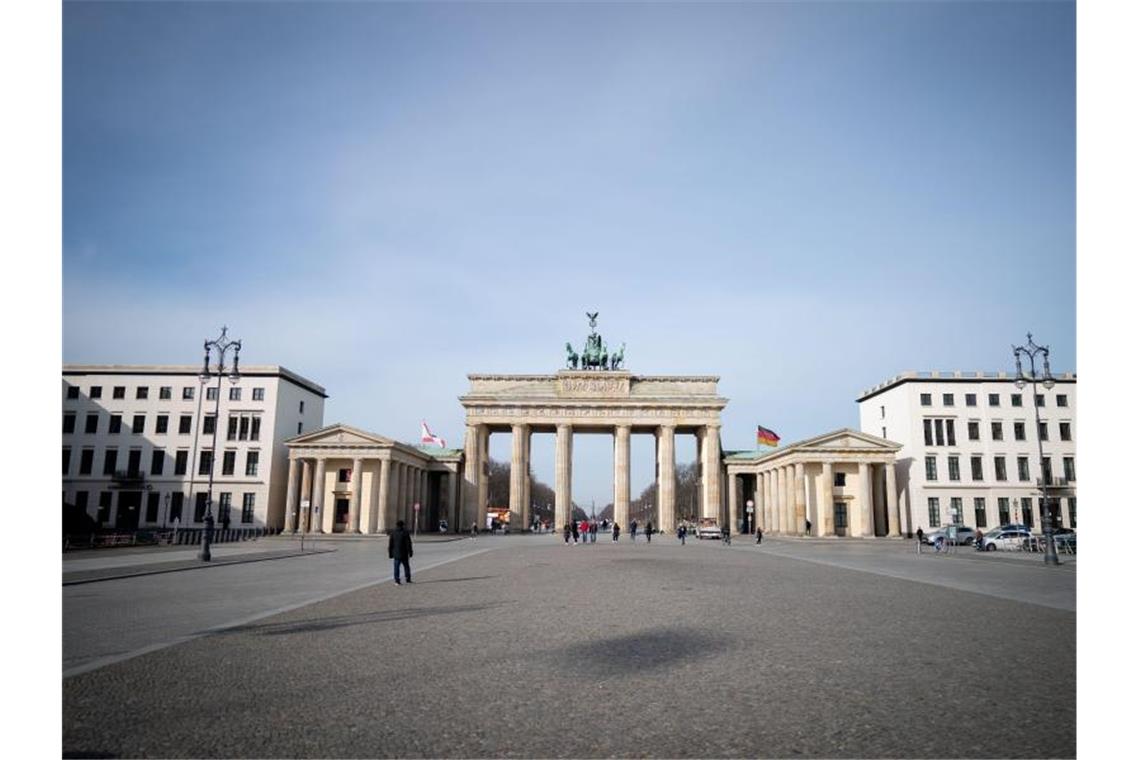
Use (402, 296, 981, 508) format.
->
(459, 316, 727, 532)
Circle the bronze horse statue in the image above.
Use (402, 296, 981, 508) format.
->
(565, 342, 579, 369)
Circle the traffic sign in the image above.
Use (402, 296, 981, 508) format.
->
(414, 502, 420, 511)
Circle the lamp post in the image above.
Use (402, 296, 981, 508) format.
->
(162, 492, 170, 531)
(197, 326, 242, 562)
(1012, 332, 1059, 566)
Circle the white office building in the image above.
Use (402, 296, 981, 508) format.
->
(62, 365, 326, 531)
(857, 370, 1076, 536)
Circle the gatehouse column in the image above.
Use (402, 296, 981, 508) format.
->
(396, 462, 407, 525)
(312, 458, 327, 533)
(857, 462, 872, 537)
(451, 469, 462, 530)
(794, 462, 806, 535)
(463, 425, 480, 531)
(420, 469, 429, 531)
(614, 425, 631, 532)
(765, 471, 775, 533)
(758, 472, 768, 532)
(300, 459, 313, 533)
(886, 462, 901, 537)
(477, 428, 490, 530)
(555, 424, 573, 530)
(701, 425, 721, 519)
(376, 458, 391, 533)
(509, 423, 528, 532)
(284, 457, 299, 533)
(775, 467, 786, 533)
(727, 473, 739, 534)
(783, 465, 795, 534)
(348, 457, 363, 533)
(821, 461, 834, 536)
(658, 424, 676, 532)
(522, 429, 532, 530)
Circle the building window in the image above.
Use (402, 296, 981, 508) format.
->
(1063, 456, 1075, 482)
(934, 419, 945, 446)
(946, 420, 956, 446)
(1067, 497, 1076, 528)
(927, 498, 941, 528)
(199, 450, 213, 476)
(206, 386, 218, 401)
(994, 456, 1007, 481)
(242, 493, 255, 523)
(97, 492, 113, 524)
(182, 387, 195, 400)
(219, 493, 232, 525)
(174, 450, 188, 476)
(338, 468, 352, 483)
(194, 493, 208, 522)
(965, 393, 976, 407)
(179, 415, 192, 434)
(988, 393, 999, 407)
(103, 449, 118, 476)
(1035, 394, 1045, 407)
(229, 387, 241, 401)
(1042, 457, 1053, 484)
(67, 385, 80, 400)
(923, 419, 933, 446)
(79, 448, 94, 475)
(1059, 422, 1072, 441)
(112, 386, 126, 399)
(85, 413, 99, 434)
(925, 456, 937, 481)
(880, 405, 885, 419)
(834, 472, 846, 487)
(150, 449, 165, 476)
(74, 491, 88, 516)
(1013, 421, 1026, 441)
(136, 387, 149, 400)
(132, 415, 145, 434)
(145, 491, 160, 523)
(974, 497, 987, 528)
(1021, 497, 1034, 528)
(948, 456, 960, 482)
(159, 386, 172, 400)
(63, 413, 76, 434)
(1038, 421, 1049, 441)
(942, 393, 954, 406)
(239, 416, 250, 441)
(250, 417, 261, 441)
(203, 415, 216, 435)
(1017, 457, 1030, 482)
(297, 422, 303, 435)
(126, 449, 141, 476)
(253, 388, 265, 401)
(970, 456, 983, 481)
(1011, 394, 1023, 407)
(1057, 394, 1068, 407)
(90, 386, 103, 399)
(949, 497, 963, 523)
(967, 421, 979, 441)
(170, 492, 184, 523)
(991, 421, 1003, 441)
(109, 415, 122, 434)
(245, 451, 259, 477)
(227, 416, 238, 441)
(920, 393, 932, 407)
(998, 497, 1010, 525)
(63, 447, 71, 476)
(834, 503, 848, 529)
(222, 451, 236, 476)
(156, 415, 169, 434)
(299, 400, 305, 414)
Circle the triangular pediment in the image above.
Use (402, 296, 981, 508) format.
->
(286, 423, 397, 447)
(800, 428, 900, 451)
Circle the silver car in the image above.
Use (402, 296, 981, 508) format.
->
(981, 526, 1031, 551)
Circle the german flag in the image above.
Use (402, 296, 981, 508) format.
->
(756, 425, 780, 447)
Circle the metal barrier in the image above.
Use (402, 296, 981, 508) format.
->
(64, 526, 279, 551)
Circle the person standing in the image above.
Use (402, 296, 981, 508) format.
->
(645, 520, 654, 543)
(630, 519, 638, 542)
(612, 522, 621, 542)
(590, 520, 598, 543)
(571, 520, 580, 544)
(755, 526, 763, 545)
(388, 519, 413, 585)
(677, 524, 686, 545)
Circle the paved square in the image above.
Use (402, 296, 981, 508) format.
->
(63, 538, 1075, 758)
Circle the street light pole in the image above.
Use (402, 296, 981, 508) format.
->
(198, 326, 242, 562)
(1012, 332, 1060, 566)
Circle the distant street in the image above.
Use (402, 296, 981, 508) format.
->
(64, 535, 1075, 758)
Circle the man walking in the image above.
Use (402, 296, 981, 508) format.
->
(388, 519, 414, 585)
(645, 520, 654, 543)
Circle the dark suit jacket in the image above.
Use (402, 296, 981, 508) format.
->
(388, 528, 413, 560)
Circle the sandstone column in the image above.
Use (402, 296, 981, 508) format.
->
(701, 425, 721, 519)
(451, 469, 462, 530)
(555, 424, 573, 530)
(784, 465, 795, 534)
(754, 473, 764, 532)
(376, 458, 391, 533)
(477, 427, 490, 530)
(419, 469, 429, 531)
(886, 462, 901, 537)
(300, 459, 313, 533)
(509, 423, 527, 532)
(283, 457, 299, 533)
(858, 462, 872, 537)
(775, 467, 786, 533)
(313, 458, 327, 533)
(614, 425, 631, 532)
(765, 471, 775, 533)
(658, 424, 676, 532)
(522, 429, 532, 530)
(348, 457, 363, 533)
(463, 425, 479, 531)
(821, 461, 835, 536)
(727, 473, 739, 534)
(794, 462, 807, 535)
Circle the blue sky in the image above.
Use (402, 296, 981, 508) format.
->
(63, 1, 1075, 507)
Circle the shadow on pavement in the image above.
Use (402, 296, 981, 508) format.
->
(214, 602, 506, 636)
(547, 626, 734, 675)
(414, 575, 497, 584)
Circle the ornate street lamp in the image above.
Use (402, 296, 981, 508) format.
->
(1012, 332, 1059, 566)
(198, 326, 242, 561)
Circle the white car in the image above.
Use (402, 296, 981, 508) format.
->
(981, 526, 1031, 551)
(696, 519, 721, 540)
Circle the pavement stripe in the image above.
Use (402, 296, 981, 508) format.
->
(62, 544, 495, 679)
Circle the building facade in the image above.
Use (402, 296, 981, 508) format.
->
(857, 370, 1077, 536)
(62, 365, 326, 530)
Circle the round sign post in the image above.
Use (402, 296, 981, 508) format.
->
(413, 502, 420, 535)
(745, 500, 755, 533)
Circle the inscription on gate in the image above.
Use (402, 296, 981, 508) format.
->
(558, 376, 630, 396)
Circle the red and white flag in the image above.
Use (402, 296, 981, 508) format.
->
(420, 421, 446, 448)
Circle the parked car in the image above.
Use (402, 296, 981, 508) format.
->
(924, 525, 975, 546)
(1048, 527, 1076, 551)
(981, 525, 1031, 551)
(696, 517, 722, 540)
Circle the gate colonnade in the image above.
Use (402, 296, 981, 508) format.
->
(282, 424, 462, 534)
(724, 429, 902, 536)
(459, 371, 727, 532)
